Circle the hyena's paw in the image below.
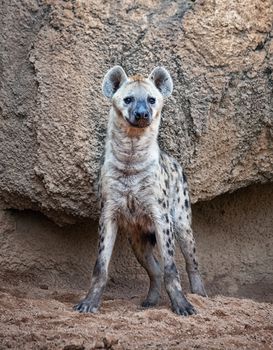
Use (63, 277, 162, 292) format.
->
(141, 299, 158, 308)
(73, 299, 99, 313)
(190, 274, 208, 297)
(172, 300, 196, 317)
(141, 292, 160, 308)
(192, 284, 207, 298)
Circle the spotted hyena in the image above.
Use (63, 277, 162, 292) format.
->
(74, 66, 207, 316)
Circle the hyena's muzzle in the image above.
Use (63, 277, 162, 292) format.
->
(126, 98, 152, 128)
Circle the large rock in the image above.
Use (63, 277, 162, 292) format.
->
(1, 0, 273, 224)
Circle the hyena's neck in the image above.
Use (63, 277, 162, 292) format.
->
(105, 109, 160, 175)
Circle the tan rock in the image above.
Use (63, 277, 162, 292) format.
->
(0, 0, 272, 224)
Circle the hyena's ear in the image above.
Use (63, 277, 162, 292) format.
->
(148, 67, 173, 97)
(102, 66, 128, 98)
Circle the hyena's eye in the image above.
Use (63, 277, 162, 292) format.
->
(124, 97, 134, 104)
(148, 97, 156, 104)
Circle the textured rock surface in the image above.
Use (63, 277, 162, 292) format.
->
(1, 0, 273, 223)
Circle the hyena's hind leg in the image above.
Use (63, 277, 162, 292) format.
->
(130, 231, 162, 307)
(175, 223, 207, 297)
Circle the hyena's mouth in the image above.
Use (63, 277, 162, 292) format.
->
(125, 117, 151, 128)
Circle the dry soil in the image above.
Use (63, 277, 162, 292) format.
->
(0, 274, 272, 350)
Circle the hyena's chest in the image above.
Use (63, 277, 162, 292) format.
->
(104, 173, 158, 226)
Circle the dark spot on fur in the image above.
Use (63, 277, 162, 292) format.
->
(178, 197, 180, 203)
(165, 262, 178, 276)
(176, 187, 179, 193)
(165, 179, 169, 188)
(193, 247, 196, 253)
(178, 216, 182, 221)
(128, 196, 136, 214)
(99, 245, 104, 254)
(183, 172, 187, 183)
(166, 229, 170, 235)
(163, 202, 166, 208)
(100, 236, 105, 243)
(165, 214, 169, 223)
(193, 258, 198, 266)
(185, 199, 189, 209)
(163, 189, 167, 196)
(183, 188, 186, 196)
(168, 238, 172, 245)
(146, 232, 156, 246)
(93, 259, 102, 277)
(166, 241, 170, 248)
(173, 162, 178, 171)
(168, 249, 174, 256)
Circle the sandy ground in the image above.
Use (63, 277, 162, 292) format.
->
(0, 276, 272, 350)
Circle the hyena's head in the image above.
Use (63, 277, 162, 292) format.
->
(102, 66, 173, 129)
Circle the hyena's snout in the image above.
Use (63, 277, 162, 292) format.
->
(129, 100, 152, 128)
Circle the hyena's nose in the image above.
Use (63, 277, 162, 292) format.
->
(135, 110, 149, 120)
(128, 100, 151, 128)
(134, 101, 150, 121)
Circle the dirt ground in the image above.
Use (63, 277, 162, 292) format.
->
(0, 275, 272, 350)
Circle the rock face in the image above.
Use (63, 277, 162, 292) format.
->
(1, 0, 273, 224)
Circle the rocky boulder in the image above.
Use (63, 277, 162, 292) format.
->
(1, 0, 273, 224)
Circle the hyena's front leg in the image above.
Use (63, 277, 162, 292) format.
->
(74, 215, 117, 313)
(155, 217, 196, 316)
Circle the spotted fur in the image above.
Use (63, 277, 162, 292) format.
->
(74, 66, 206, 316)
